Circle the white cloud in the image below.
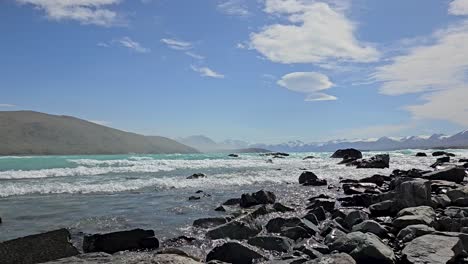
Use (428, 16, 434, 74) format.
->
(16, 0, 123, 26)
(449, 0, 468, 15)
(185, 51, 205, 60)
(217, 0, 249, 17)
(0, 104, 16, 108)
(373, 21, 468, 126)
(116, 37, 149, 53)
(249, 0, 379, 64)
(191, 65, 225, 78)
(161, 38, 192, 50)
(277, 72, 336, 101)
(97, 42, 110, 47)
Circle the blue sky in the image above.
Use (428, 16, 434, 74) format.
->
(1, 0, 468, 143)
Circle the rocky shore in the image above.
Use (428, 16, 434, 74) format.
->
(1, 149, 468, 264)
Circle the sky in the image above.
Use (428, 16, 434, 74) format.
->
(1, 0, 468, 144)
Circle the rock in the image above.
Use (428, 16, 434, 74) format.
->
(344, 210, 369, 229)
(240, 190, 276, 208)
(369, 200, 398, 217)
(430, 156, 450, 168)
(0, 229, 79, 264)
(392, 206, 435, 230)
(273, 202, 295, 212)
(352, 220, 387, 237)
(281, 226, 313, 240)
(453, 197, 468, 207)
(342, 182, 380, 195)
(189, 196, 201, 201)
(432, 194, 451, 208)
(324, 229, 347, 246)
(228, 154, 239, 158)
(308, 206, 326, 221)
(248, 236, 293, 252)
(447, 186, 468, 201)
(299, 171, 328, 186)
(331, 149, 362, 159)
(303, 213, 319, 225)
(402, 234, 464, 264)
(214, 205, 226, 212)
(307, 198, 335, 212)
(267, 217, 302, 233)
(301, 238, 330, 254)
(193, 217, 229, 228)
(83, 229, 159, 254)
(187, 173, 206, 179)
(394, 179, 432, 209)
(433, 151, 455, 157)
(329, 232, 395, 264)
(305, 253, 356, 264)
(416, 152, 427, 157)
(153, 254, 202, 264)
(303, 155, 315, 160)
(354, 154, 390, 169)
(223, 198, 241, 206)
(397, 224, 435, 243)
(423, 166, 466, 183)
(266, 217, 318, 240)
(359, 174, 387, 186)
(206, 242, 265, 264)
(206, 216, 262, 240)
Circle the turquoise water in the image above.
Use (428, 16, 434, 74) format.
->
(0, 150, 466, 242)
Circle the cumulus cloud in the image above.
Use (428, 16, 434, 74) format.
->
(373, 21, 468, 126)
(116, 37, 149, 53)
(191, 65, 225, 78)
(277, 72, 336, 101)
(16, 0, 123, 26)
(161, 38, 192, 51)
(217, 0, 250, 17)
(449, 0, 468, 15)
(249, 0, 379, 64)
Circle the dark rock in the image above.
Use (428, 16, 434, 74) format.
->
(433, 151, 455, 157)
(248, 236, 293, 252)
(273, 202, 295, 212)
(343, 182, 380, 195)
(0, 229, 79, 264)
(321, 219, 349, 237)
(301, 238, 330, 254)
(431, 194, 451, 208)
(281, 226, 312, 240)
(308, 207, 326, 221)
(402, 234, 464, 264)
(416, 152, 427, 157)
(453, 197, 468, 207)
(369, 200, 397, 217)
(394, 179, 432, 209)
(307, 198, 335, 212)
(344, 210, 369, 229)
(397, 224, 435, 243)
(303, 213, 319, 225)
(392, 206, 435, 230)
(206, 242, 265, 264)
(359, 174, 387, 186)
(206, 216, 262, 240)
(299, 171, 327, 186)
(339, 193, 380, 208)
(193, 217, 229, 228)
(338, 155, 359, 165)
(228, 154, 239, 158)
(83, 229, 159, 254)
(214, 205, 226, 212)
(351, 220, 387, 238)
(324, 228, 347, 245)
(423, 166, 466, 183)
(430, 156, 450, 168)
(240, 190, 276, 208)
(306, 253, 356, 264)
(459, 158, 468, 163)
(189, 196, 201, 201)
(447, 186, 468, 201)
(354, 154, 390, 169)
(331, 149, 362, 159)
(187, 173, 206, 179)
(223, 198, 241, 206)
(303, 155, 315, 160)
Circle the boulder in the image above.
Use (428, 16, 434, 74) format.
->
(206, 216, 262, 240)
(305, 253, 356, 264)
(369, 200, 398, 217)
(228, 154, 239, 158)
(303, 155, 315, 160)
(0, 229, 79, 264)
(187, 173, 206, 179)
(193, 217, 229, 228)
(423, 167, 466, 183)
(240, 190, 276, 208)
(402, 234, 464, 264)
(397, 224, 435, 243)
(273, 202, 295, 212)
(247, 236, 292, 252)
(83, 229, 159, 254)
(307, 198, 335, 212)
(301, 238, 330, 254)
(308, 206, 327, 221)
(415, 152, 427, 157)
(430, 156, 450, 168)
(206, 242, 265, 264)
(222, 198, 241, 206)
(352, 220, 387, 238)
(359, 174, 388, 186)
(453, 197, 468, 207)
(324, 229, 347, 246)
(354, 154, 390, 169)
(344, 210, 369, 229)
(394, 179, 432, 209)
(299, 171, 327, 186)
(392, 206, 435, 230)
(433, 151, 455, 157)
(331, 149, 362, 159)
(447, 186, 468, 201)
(266, 217, 302, 233)
(431, 194, 452, 208)
(329, 232, 395, 264)
(342, 182, 380, 195)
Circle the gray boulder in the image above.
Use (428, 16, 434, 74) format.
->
(240, 190, 276, 208)
(247, 236, 292, 252)
(206, 216, 262, 240)
(299, 171, 327, 186)
(402, 234, 464, 264)
(392, 206, 436, 230)
(83, 229, 159, 254)
(331, 149, 362, 159)
(193, 217, 229, 228)
(354, 154, 390, 169)
(344, 210, 369, 229)
(206, 242, 265, 264)
(352, 220, 387, 238)
(394, 179, 432, 209)
(305, 253, 356, 264)
(423, 167, 466, 183)
(397, 224, 435, 243)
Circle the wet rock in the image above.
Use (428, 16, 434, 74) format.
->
(329, 232, 395, 264)
(453, 197, 468, 207)
(267, 217, 302, 233)
(83, 229, 159, 254)
(416, 152, 427, 157)
(214, 205, 226, 212)
(188, 196, 201, 201)
(394, 179, 432, 209)
(240, 190, 276, 208)
(294, 244, 323, 259)
(343, 182, 380, 195)
(299, 171, 328, 186)
(339, 193, 381, 207)
(223, 198, 241, 206)
(331, 149, 362, 159)
(206, 216, 262, 240)
(206, 242, 265, 264)
(344, 210, 369, 229)
(187, 173, 206, 179)
(307, 198, 335, 212)
(392, 206, 435, 230)
(248, 236, 293, 252)
(303, 213, 319, 225)
(433, 151, 455, 157)
(359, 174, 388, 186)
(0, 229, 79, 264)
(303, 155, 315, 160)
(423, 166, 466, 183)
(402, 234, 464, 264)
(193, 217, 229, 228)
(354, 154, 390, 169)
(228, 154, 239, 158)
(274, 202, 295, 212)
(397, 224, 435, 243)
(308, 206, 326, 221)
(301, 238, 330, 254)
(369, 200, 398, 217)
(324, 229, 347, 245)
(281, 226, 313, 240)
(351, 220, 387, 238)
(430, 156, 450, 168)
(432, 194, 451, 208)
(305, 253, 356, 264)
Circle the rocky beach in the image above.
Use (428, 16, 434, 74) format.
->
(1, 149, 468, 263)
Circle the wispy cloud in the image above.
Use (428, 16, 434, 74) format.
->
(191, 65, 225, 78)
(277, 72, 337, 101)
(16, 0, 124, 26)
(449, 0, 468, 15)
(0, 104, 16, 108)
(185, 51, 205, 60)
(217, 0, 250, 17)
(116, 37, 150, 53)
(161, 38, 192, 51)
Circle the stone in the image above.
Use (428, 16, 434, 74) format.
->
(402, 234, 464, 264)
(331, 149, 362, 159)
(299, 171, 327, 186)
(0, 229, 79, 264)
(397, 224, 435, 243)
(432, 194, 452, 208)
(228, 154, 239, 158)
(416, 152, 427, 157)
(369, 200, 398, 217)
(324, 229, 347, 246)
(394, 179, 432, 209)
(359, 174, 387, 186)
(248, 236, 293, 252)
(281, 226, 313, 240)
(308, 207, 326, 221)
(430, 156, 451, 168)
(329, 232, 395, 264)
(266, 217, 302, 233)
(301, 238, 330, 254)
(344, 210, 369, 229)
(206, 216, 262, 240)
(214, 205, 226, 212)
(307, 198, 335, 212)
(83, 229, 159, 254)
(433, 151, 455, 157)
(453, 197, 468, 207)
(222, 198, 241, 206)
(189, 196, 201, 200)
(447, 186, 468, 201)
(187, 173, 206, 179)
(423, 167, 466, 183)
(273, 202, 295, 212)
(206, 242, 265, 264)
(343, 182, 380, 195)
(305, 253, 356, 264)
(352, 220, 387, 238)
(303, 213, 319, 225)
(240, 190, 276, 208)
(303, 155, 315, 160)
(354, 154, 390, 169)
(193, 217, 229, 228)
(392, 206, 436, 230)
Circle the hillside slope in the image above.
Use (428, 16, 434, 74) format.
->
(0, 111, 198, 155)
